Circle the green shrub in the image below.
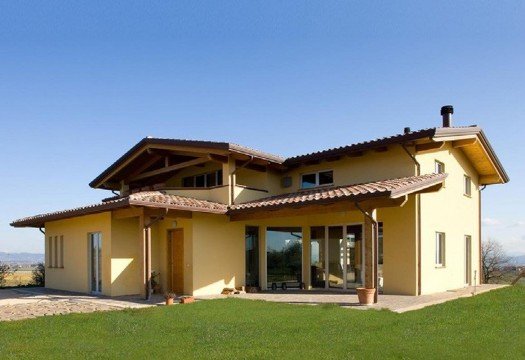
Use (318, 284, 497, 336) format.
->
(32, 262, 45, 286)
(0, 263, 12, 287)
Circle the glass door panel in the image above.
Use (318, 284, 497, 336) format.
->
(245, 226, 259, 287)
(328, 226, 344, 289)
(266, 227, 303, 288)
(90, 233, 102, 293)
(346, 225, 363, 288)
(310, 226, 326, 288)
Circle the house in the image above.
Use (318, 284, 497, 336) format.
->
(11, 106, 508, 302)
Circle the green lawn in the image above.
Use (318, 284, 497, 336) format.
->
(1, 286, 524, 359)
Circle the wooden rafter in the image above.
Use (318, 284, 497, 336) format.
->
(131, 157, 210, 182)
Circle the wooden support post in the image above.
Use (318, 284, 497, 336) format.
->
(146, 226, 152, 300)
(363, 208, 378, 303)
(139, 214, 147, 298)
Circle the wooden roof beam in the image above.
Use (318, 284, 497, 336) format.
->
(415, 141, 445, 154)
(131, 157, 210, 182)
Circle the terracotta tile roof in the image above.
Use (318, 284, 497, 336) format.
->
(90, 138, 285, 189)
(10, 191, 228, 228)
(284, 128, 438, 165)
(230, 173, 448, 212)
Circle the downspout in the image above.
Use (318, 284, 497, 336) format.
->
(355, 202, 379, 304)
(401, 144, 422, 295)
(143, 208, 168, 300)
(479, 185, 486, 284)
(39, 227, 45, 235)
(230, 156, 254, 205)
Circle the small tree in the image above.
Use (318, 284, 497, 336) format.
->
(0, 263, 12, 287)
(32, 262, 45, 287)
(481, 238, 511, 284)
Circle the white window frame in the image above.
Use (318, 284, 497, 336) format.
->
(464, 175, 472, 197)
(435, 232, 446, 267)
(434, 160, 445, 174)
(183, 169, 222, 188)
(300, 170, 334, 189)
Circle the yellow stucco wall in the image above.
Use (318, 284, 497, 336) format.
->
(110, 217, 142, 296)
(45, 212, 112, 296)
(378, 198, 418, 295)
(279, 145, 415, 194)
(417, 143, 481, 294)
(191, 213, 245, 296)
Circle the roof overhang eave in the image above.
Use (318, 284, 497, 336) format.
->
(433, 128, 509, 184)
(228, 175, 447, 221)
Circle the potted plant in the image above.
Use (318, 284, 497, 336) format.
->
(164, 292, 176, 306)
(356, 287, 376, 305)
(151, 272, 161, 294)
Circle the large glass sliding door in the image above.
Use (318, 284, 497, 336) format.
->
(266, 227, 302, 289)
(328, 227, 344, 288)
(310, 227, 326, 288)
(346, 225, 363, 288)
(89, 233, 102, 294)
(310, 224, 364, 290)
(245, 226, 259, 287)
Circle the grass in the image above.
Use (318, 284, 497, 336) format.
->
(0, 286, 524, 359)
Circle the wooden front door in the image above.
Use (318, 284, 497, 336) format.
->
(169, 229, 184, 294)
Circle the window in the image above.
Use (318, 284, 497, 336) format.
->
(301, 170, 333, 189)
(434, 160, 445, 174)
(245, 227, 259, 287)
(464, 175, 472, 196)
(47, 235, 64, 268)
(435, 232, 446, 267)
(182, 170, 223, 188)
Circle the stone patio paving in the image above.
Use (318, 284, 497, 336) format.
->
(0, 287, 159, 322)
(0, 284, 507, 321)
(201, 284, 507, 313)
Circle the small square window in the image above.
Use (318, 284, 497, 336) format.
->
(318, 171, 334, 185)
(195, 174, 206, 188)
(217, 170, 223, 186)
(206, 172, 216, 187)
(301, 173, 317, 189)
(435, 161, 445, 174)
(182, 177, 194, 187)
(464, 175, 472, 196)
(435, 232, 446, 267)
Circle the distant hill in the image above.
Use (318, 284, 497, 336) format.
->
(509, 255, 525, 266)
(0, 252, 44, 264)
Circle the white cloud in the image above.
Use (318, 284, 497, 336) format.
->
(482, 218, 502, 226)
(508, 220, 525, 228)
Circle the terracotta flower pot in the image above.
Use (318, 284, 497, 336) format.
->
(180, 296, 195, 304)
(356, 287, 376, 305)
(165, 298, 174, 306)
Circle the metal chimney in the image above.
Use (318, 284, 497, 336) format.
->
(441, 105, 454, 127)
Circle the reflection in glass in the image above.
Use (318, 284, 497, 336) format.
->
(90, 233, 102, 293)
(266, 227, 302, 286)
(245, 226, 259, 287)
(346, 225, 363, 288)
(328, 226, 344, 288)
(310, 227, 326, 288)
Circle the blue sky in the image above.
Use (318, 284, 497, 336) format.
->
(0, 1, 523, 255)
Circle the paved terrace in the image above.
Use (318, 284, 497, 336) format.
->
(0, 284, 506, 321)
(198, 284, 506, 313)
